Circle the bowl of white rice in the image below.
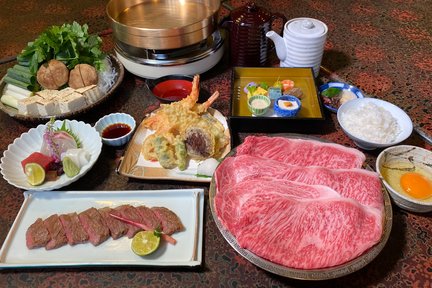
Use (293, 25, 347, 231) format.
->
(337, 98, 413, 150)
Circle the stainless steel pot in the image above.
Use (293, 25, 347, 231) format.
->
(106, 0, 220, 50)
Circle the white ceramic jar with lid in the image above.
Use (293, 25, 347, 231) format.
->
(267, 17, 328, 77)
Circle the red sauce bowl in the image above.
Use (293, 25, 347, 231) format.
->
(146, 75, 209, 103)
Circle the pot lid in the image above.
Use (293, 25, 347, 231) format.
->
(285, 17, 328, 38)
(230, 2, 272, 26)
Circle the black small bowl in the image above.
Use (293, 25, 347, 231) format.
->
(146, 75, 210, 103)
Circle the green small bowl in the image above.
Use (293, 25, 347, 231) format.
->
(248, 95, 271, 116)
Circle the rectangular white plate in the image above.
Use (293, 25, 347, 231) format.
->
(0, 189, 204, 269)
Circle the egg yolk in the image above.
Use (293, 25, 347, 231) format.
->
(400, 172, 432, 200)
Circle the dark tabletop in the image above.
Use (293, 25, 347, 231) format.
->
(0, 0, 431, 287)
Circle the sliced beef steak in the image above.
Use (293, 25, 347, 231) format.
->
(112, 205, 144, 238)
(135, 206, 161, 231)
(59, 212, 89, 245)
(151, 207, 184, 235)
(98, 207, 128, 240)
(235, 136, 366, 169)
(26, 218, 50, 249)
(43, 214, 68, 250)
(234, 193, 383, 269)
(215, 155, 383, 210)
(78, 208, 110, 246)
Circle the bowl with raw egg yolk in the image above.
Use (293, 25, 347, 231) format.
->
(376, 145, 432, 213)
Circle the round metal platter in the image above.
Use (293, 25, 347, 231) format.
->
(0, 54, 125, 122)
(208, 134, 393, 280)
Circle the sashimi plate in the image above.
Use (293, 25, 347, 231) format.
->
(0, 189, 204, 268)
(209, 134, 393, 280)
(117, 108, 231, 183)
(0, 120, 102, 191)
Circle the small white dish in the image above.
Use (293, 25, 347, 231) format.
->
(376, 145, 432, 213)
(94, 113, 136, 146)
(337, 98, 413, 150)
(0, 120, 102, 191)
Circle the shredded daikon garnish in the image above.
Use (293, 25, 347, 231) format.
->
(97, 57, 118, 94)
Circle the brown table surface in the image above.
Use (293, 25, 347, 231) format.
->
(0, 0, 431, 287)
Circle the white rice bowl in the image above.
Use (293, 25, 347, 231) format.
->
(337, 98, 412, 150)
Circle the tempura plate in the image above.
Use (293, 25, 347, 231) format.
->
(209, 134, 393, 280)
(0, 189, 204, 268)
(117, 108, 231, 182)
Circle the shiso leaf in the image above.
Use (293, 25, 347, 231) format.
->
(321, 87, 342, 98)
(55, 120, 82, 148)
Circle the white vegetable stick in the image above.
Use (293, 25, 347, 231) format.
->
(4, 88, 29, 100)
(0, 94, 19, 109)
(4, 83, 33, 97)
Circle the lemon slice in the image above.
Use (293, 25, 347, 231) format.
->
(131, 231, 160, 256)
(62, 157, 80, 178)
(24, 163, 46, 186)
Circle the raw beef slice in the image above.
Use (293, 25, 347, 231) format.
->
(214, 155, 383, 210)
(214, 178, 342, 232)
(235, 193, 383, 269)
(235, 136, 365, 169)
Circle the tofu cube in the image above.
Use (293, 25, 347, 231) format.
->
(59, 92, 87, 113)
(17, 96, 43, 116)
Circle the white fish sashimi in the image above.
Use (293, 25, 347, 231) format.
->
(61, 148, 90, 168)
(41, 131, 78, 161)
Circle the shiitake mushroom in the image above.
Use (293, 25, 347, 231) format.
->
(184, 127, 215, 160)
(68, 64, 98, 89)
(36, 59, 69, 90)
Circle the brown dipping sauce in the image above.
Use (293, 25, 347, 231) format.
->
(102, 123, 131, 139)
